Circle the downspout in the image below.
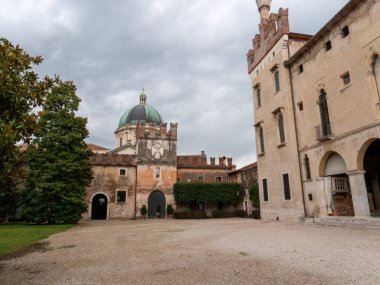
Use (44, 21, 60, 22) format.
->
(286, 41, 307, 218)
(134, 165, 137, 219)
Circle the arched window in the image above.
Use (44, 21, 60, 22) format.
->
(304, 155, 311, 180)
(259, 127, 265, 154)
(274, 71, 280, 92)
(278, 112, 285, 144)
(374, 55, 380, 97)
(319, 90, 331, 137)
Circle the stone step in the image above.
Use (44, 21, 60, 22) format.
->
(300, 216, 380, 230)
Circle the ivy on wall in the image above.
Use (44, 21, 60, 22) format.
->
(173, 182, 242, 204)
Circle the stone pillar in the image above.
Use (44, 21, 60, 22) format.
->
(315, 177, 329, 216)
(372, 174, 380, 210)
(323, 176, 333, 215)
(347, 171, 371, 217)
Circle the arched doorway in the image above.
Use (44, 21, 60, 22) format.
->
(91, 193, 108, 220)
(323, 153, 354, 216)
(148, 190, 166, 219)
(363, 139, 380, 216)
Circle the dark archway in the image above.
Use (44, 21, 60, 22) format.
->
(91, 193, 108, 220)
(148, 190, 166, 219)
(363, 139, 380, 216)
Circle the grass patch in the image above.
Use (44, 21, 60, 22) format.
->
(0, 224, 74, 255)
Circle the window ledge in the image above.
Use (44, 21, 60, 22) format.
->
(303, 179, 313, 183)
(117, 202, 126, 205)
(274, 89, 281, 95)
(258, 152, 265, 157)
(340, 83, 352, 92)
(277, 142, 287, 148)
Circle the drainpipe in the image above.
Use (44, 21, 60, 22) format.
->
(134, 165, 138, 219)
(286, 42, 307, 218)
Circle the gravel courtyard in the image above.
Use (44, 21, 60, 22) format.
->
(1, 219, 379, 285)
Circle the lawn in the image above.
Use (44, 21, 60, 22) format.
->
(0, 224, 74, 255)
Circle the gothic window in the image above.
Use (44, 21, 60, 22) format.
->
(374, 55, 380, 96)
(259, 126, 265, 154)
(257, 88, 262, 108)
(304, 155, 311, 180)
(274, 70, 280, 92)
(319, 90, 331, 137)
(278, 112, 285, 144)
(283, 173, 291, 200)
(262, 178, 268, 202)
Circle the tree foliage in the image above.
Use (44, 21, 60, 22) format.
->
(249, 183, 260, 209)
(173, 182, 242, 205)
(0, 38, 54, 219)
(21, 80, 93, 224)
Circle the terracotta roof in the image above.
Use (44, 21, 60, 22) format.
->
(87, 143, 109, 151)
(285, 0, 364, 67)
(229, 162, 257, 175)
(90, 154, 137, 166)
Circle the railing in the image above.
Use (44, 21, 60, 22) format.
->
(315, 124, 331, 141)
(332, 177, 350, 194)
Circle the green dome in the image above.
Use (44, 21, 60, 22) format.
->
(118, 93, 163, 128)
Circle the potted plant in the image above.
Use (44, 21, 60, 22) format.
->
(140, 205, 147, 220)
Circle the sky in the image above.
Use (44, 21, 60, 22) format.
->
(0, 0, 348, 168)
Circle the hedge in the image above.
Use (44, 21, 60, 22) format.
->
(211, 210, 248, 219)
(173, 211, 207, 219)
(173, 182, 242, 204)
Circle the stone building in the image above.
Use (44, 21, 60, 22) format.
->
(229, 162, 258, 214)
(86, 93, 236, 219)
(248, 0, 380, 221)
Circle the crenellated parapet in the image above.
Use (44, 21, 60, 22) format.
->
(177, 153, 235, 170)
(136, 121, 178, 140)
(247, 7, 290, 74)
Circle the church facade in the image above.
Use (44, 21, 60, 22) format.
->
(248, 0, 380, 221)
(86, 93, 237, 220)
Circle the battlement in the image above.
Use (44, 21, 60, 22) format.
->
(247, 8, 289, 74)
(136, 121, 178, 140)
(177, 152, 234, 169)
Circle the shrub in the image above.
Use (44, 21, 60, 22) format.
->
(167, 204, 174, 215)
(233, 210, 248, 218)
(249, 183, 260, 209)
(173, 211, 207, 219)
(140, 205, 147, 216)
(252, 209, 261, 220)
(211, 210, 248, 218)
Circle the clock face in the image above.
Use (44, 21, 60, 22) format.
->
(152, 142, 164, 159)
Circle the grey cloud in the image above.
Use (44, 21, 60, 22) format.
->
(0, 0, 348, 167)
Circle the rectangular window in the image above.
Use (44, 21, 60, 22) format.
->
(283, 174, 291, 200)
(308, 194, 313, 201)
(119, 137, 123, 147)
(215, 176, 222, 183)
(298, 64, 304, 74)
(119, 169, 126, 176)
(325, 41, 332, 51)
(341, 72, 351, 86)
(117, 191, 126, 203)
(197, 176, 204, 183)
(154, 167, 160, 179)
(262, 178, 268, 202)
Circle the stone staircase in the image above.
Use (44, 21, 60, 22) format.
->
(300, 216, 380, 230)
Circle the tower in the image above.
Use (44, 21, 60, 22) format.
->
(256, 0, 272, 21)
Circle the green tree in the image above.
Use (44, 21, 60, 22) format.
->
(21, 80, 93, 224)
(0, 38, 53, 220)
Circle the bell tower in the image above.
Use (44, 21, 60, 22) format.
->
(256, 0, 272, 21)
